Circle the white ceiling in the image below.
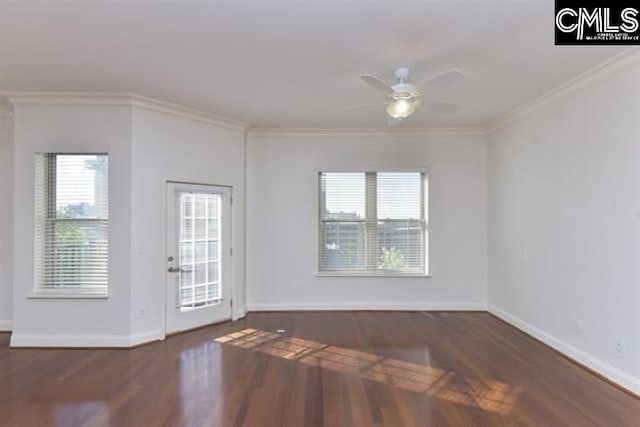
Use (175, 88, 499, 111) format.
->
(0, 0, 629, 129)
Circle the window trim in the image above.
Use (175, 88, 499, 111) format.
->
(28, 291, 110, 300)
(33, 152, 110, 298)
(316, 168, 430, 277)
(315, 272, 433, 278)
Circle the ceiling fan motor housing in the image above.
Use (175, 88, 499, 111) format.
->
(393, 67, 411, 81)
(389, 84, 421, 105)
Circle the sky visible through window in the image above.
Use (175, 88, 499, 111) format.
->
(324, 172, 423, 220)
(323, 172, 365, 219)
(377, 172, 422, 220)
(56, 155, 98, 208)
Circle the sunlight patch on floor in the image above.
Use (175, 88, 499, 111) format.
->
(214, 329, 523, 415)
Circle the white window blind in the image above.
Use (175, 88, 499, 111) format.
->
(34, 154, 109, 294)
(319, 171, 427, 275)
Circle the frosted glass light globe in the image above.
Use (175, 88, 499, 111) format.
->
(386, 98, 417, 119)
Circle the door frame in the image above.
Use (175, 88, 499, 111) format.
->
(163, 180, 235, 336)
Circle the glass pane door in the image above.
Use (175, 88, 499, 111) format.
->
(178, 193, 222, 310)
(166, 182, 232, 335)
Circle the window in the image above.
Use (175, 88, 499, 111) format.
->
(34, 154, 109, 295)
(319, 171, 428, 275)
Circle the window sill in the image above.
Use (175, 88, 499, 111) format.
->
(316, 273, 432, 278)
(28, 293, 110, 301)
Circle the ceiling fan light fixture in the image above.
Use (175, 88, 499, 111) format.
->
(386, 97, 418, 119)
(356, 67, 463, 125)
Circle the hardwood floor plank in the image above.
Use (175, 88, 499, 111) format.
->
(0, 312, 638, 426)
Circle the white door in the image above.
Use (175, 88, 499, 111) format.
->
(166, 182, 232, 334)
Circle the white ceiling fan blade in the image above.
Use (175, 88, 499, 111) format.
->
(360, 74, 392, 92)
(420, 69, 464, 89)
(337, 103, 378, 113)
(423, 101, 461, 115)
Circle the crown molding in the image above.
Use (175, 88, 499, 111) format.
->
(485, 48, 640, 134)
(3, 91, 133, 106)
(130, 94, 249, 131)
(247, 127, 487, 137)
(1, 91, 249, 131)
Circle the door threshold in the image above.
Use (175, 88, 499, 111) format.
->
(165, 318, 233, 338)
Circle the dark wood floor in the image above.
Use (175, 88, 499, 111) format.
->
(1, 312, 639, 426)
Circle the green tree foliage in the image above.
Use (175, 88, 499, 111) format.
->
(55, 206, 83, 242)
(379, 247, 407, 270)
(54, 206, 84, 286)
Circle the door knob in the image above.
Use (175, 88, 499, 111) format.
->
(167, 266, 180, 273)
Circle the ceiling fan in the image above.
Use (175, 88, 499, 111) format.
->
(342, 67, 464, 125)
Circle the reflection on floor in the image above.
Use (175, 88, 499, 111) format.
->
(214, 328, 523, 415)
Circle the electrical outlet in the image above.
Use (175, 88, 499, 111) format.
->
(614, 338, 625, 353)
(571, 319, 582, 333)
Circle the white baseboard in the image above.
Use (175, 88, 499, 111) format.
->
(130, 329, 164, 347)
(0, 319, 12, 332)
(489, 305, 640, 397)
(247, 301, 487, 312)
(10, 329, 164, 348)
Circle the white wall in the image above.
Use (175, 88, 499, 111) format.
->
(487, 56, 640, 393)
(6, 99, 246, 346)
(246, 133, 488, 310)
(10, 105, 133, 346)
(0, 114, 13, 331)
(130, 107, 246, 338)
